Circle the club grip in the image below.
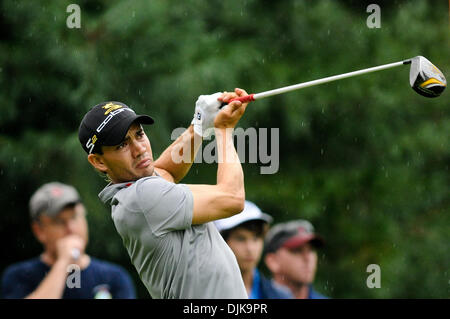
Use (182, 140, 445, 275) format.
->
(220, 94, 255, 108)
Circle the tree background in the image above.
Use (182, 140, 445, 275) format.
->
(0, 0, 448, 298)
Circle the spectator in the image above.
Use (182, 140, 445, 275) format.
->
(215, 201, 293, 299)
(1, 182, 136, 299)
(264, 219, 328, 299)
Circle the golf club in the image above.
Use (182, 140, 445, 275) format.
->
(222, 56, 446, 106)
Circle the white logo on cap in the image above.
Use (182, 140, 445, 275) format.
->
(86, 108, 134, 154)
(97, 108, 127, 132)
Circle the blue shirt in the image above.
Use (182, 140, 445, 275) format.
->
(248, 269, 262, 299)
(249, 269, 293, 299)
(1, 256, 136, 299)
(308, 285, 328, 299)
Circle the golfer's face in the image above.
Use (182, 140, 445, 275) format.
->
(101, 122, 155, 183)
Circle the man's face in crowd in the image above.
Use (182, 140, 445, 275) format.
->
(90, 122, 155, 183)
(270, 242, 318, 285)
(33, 203, 89, 256)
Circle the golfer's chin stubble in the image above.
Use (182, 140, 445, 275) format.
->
(109, 162, 155, 183)
(140, 164, 155, 179)
(130, 163, 155, 181)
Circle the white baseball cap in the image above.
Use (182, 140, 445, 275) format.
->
(214, 200, 273, 232)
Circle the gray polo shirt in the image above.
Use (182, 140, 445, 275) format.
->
(98, 175, 247, 299)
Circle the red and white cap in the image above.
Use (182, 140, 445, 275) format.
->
(264, 220, 324, 253)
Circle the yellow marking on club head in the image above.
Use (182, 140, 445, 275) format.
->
(420, 78, 446, 88)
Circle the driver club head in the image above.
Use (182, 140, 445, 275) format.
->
(409, 56, 446, 98)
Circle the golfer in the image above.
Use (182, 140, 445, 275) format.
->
(78, 88, 249, 298)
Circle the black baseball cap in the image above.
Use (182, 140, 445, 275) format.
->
(264, 220, 324, 254)
(78, 101, 154, 154)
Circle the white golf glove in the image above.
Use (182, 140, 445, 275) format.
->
(191, 92, 222, 138)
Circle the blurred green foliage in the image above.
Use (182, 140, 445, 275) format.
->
(0, 0, 448, 298)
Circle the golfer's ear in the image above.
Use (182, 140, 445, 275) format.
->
(87, 153, 107, 173)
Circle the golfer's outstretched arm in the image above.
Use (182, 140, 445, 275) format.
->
(187, 88, 249, 224)
(188, 126, 245, 224)
(154, 125, 202, 183)
(154, 88, 246, 184)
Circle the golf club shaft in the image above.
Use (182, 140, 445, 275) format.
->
(229, 59, 411, 104)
